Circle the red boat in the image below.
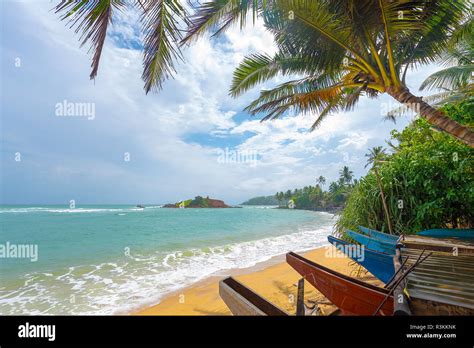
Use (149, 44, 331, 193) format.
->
(286, 252, 394, 315)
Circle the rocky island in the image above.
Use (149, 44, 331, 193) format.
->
(163, 196, 231, 208)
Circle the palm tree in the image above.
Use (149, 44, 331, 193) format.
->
(339, 166, 353, 185)
(317, 175, 326, 187)
(57, 1, 474, 146)
(387, 23, 473, 119)
(328, 182, 339, 194)
(420, 28, 473, 100)
(275, 192, 283, 206)
(185, 0, 474, 147)
(366, 146, 393, 234)
(54, 0, 189, 94)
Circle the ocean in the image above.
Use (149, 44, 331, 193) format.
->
(0, 205, 335, 314)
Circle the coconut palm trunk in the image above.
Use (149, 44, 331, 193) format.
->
(387, 87, 474, 146)
(374, 168, 393, 235)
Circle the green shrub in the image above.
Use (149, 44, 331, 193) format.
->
(336, 99, 474, 236)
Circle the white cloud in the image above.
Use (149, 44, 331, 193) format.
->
(1, 1, 442, 204)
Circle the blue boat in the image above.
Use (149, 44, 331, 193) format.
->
(328, 236, 395, 283)
(346, 230, 396, 255)
(357, 226, 398, 243)
(417, 228, 474, 239)
(358, 225, 474, 241)
(346, 229, 396, 254)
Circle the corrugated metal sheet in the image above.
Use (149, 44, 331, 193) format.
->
(402, 235, 474, 254)
(401, 248, 474, 310)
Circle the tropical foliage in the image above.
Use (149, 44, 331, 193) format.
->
(420, 18, 473, 97)
(56, 0, 474, 146)
(241, 195, 279, 205)
(387, 20, 473, 117)
(336, 98, 474, 236)
(275, 166, 356, 211)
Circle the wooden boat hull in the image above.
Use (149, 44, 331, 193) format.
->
(346, 229, 396, 254)
(286, 252, 394, 315)
(286, 251, 474, 316)
(219, 277, 288, 316)
(328, 236, 394, 283)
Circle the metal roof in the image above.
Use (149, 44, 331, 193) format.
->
(402, 235, 474, 254)
(401, 248, 474, 310)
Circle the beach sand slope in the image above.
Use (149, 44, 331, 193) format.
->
(136, 246, 381, 315)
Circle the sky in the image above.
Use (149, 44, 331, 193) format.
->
(0, 1, 442, 205)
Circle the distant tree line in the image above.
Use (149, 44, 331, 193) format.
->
(275, 167, 357, 212)
(240, 195, 280, 205)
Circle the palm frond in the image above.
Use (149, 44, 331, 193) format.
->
(55, 0, 125, 80)
(182, 0, 264, 44)
(420, 65, 474, 91)
(141, 0, 190, 93)
(244, 72, 343, 117)
(273, 0, 376, 78)
(399, 0, 469, 80)
(230, 52, 321, 97)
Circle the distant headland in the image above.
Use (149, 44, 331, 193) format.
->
(163, 196, 231, 208)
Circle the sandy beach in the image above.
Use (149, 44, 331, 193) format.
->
(135, 245, 382, 315)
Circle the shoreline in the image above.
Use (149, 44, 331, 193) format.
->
(133, 245, 382, 315)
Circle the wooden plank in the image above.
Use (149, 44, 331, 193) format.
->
(219, 277, 288, 316)
(296, 278, 305, 316)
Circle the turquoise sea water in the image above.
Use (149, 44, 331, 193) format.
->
(0, 205, 335, 314)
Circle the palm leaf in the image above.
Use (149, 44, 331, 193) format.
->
(141, 0, 190, 93)
(230, 53, 322, 97)
(420, 65, 474, 91)
(55, 0, 125, 80)
(182, 0, 264, 44)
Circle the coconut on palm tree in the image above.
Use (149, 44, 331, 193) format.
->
(56, 0, 474, 146)
(366, 146, 393, 234)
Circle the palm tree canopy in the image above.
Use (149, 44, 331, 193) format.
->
(55, 0, 190, 94)
(339, 166, 353, 184)
(186, 0, 474, 145)
(56, 0, 474, 146)
(420, 26, 473, 93)
(365, 146, 387, 169)
(317, 175, 326, 186)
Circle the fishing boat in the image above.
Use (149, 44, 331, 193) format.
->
(417, 228, 474, 239)
(349, 229, 474, 255)
(286, 252, 394, 315)
(287, 251, 474, 316)
(327, 235, 394, 283)
(358, 226, 399, 243)
(219, 277, 288, 316)
(346, 229, 396, 254)
(358, 225, 474, 240)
